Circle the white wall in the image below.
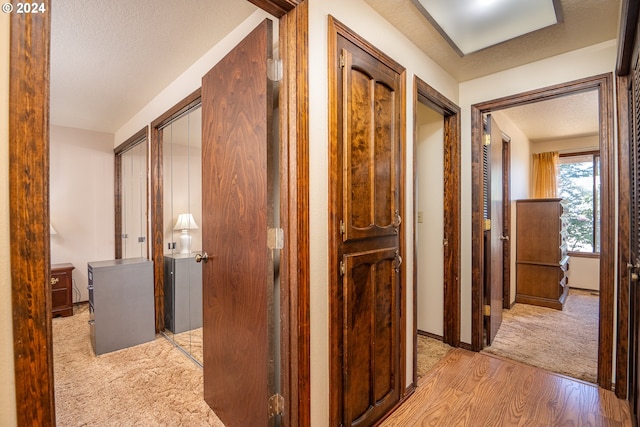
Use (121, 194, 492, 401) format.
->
(416, 103, 444, 335)
(458, 39, 617, 345)
(113, 10, 274, 145)
(489, 111, 532, 306)
(50, 126, 115, 302)
(0, 10, 16, 427)
(308, 0, 459, 424)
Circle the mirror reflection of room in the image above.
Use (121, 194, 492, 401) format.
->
(161, 104, 203, 365)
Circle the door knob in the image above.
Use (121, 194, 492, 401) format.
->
(500, 235, 509, 241)
(195, 252, 209, 263)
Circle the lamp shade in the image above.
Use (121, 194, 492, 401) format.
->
(174, 213, 198, 231)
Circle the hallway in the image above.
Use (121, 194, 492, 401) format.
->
(381, 348, 631, 426)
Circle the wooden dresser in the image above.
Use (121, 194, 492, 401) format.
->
(51, 263, 75, 318)
(515, 199, 569, 310)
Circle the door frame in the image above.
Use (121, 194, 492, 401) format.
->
(8, 1, 311, 426)
(412, 76, 461, 385)
(470, 73, 616, 391)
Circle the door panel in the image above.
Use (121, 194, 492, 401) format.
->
(342, 49, 400, 243)
(330, 22, 405, 427)
(201, 19, 273, 427)
(343, 248, 400, 426)
(485, 115, 504, 344)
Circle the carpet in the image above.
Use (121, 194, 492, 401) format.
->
(481, 289, 598, 383)
(52, 304, 224, 426)
(416, 335, 452, 380)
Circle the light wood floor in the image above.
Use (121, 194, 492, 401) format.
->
(380, 348, 632, 426)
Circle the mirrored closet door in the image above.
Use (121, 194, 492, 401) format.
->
(158, 100, 203, 365)
(115, 128, 148, 260)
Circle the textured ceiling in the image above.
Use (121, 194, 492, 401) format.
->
(50, 0, 257, 133)
(498, 90, 599, 142)
(51, 0, 618, 140)
(363, 0, 620, 82)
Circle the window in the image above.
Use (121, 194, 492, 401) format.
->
(557, 152, 600, 253)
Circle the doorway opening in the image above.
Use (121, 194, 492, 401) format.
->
(470, 73, 615, 390)
(413, 77, 461, 384)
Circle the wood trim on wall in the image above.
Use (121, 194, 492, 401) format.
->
(114, 126, 149, 260)
(247, 0, 300, 18)
(413, 77, 461, 357)
(470, 73, 616, 391)
(278, 2, 310, 425)
(9, 3, 55, 426)
(150, 89, 201, 333)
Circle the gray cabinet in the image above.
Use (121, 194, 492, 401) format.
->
(164, 254, 202, 334)
(88, 258, 155, 355)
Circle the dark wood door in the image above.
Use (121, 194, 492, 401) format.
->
(201, 19, 273, 427)
(484, 115, 504, 344)
(330, 22, 404, 427)
(629, 50, 640, 423)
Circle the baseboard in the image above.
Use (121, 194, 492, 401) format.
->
(417, 330, 443, 341)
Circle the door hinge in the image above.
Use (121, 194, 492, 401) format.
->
(267, 227, 284, 250)
(268, 393, 284, 418)
(339, 52, 345, 68)
(484, 219, 491, 231)
(339, 220, 346, 235)
(483, 133, 491, 146)
(268, 58, 283, 82)
(484, 304, 491, 317)
(339, 260, 346, 276)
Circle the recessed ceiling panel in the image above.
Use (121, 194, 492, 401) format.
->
(414, 0, 559, 55)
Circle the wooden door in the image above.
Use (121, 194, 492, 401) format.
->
(484, 115, 504, 344)
(629, 50, 640, 423)
(330, 19, 405, 427)
(201, 19, 273, 427)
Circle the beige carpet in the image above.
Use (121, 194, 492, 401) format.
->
(52, 304, 224, 426)
(482, 288, 598, 383)
(416, 335, 452, 380)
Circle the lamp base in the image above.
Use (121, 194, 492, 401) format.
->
(179, 230, 191, 254)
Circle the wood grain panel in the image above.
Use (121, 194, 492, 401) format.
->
(329, 16, 406, 427)
(9, 5, 55, 426)
(201, 19, 271, 426)
(343, 248, 399, 425)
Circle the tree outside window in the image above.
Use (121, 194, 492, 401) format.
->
(557, 152, 600, 253)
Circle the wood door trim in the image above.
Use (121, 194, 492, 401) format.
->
(114, 126, 149, 260)
(413, 76, 461, 366)
(471, 73, 616, 391)
(10, 1, 310, 426)
(278, 2, 310, 425)
(9, 4, 54, 426)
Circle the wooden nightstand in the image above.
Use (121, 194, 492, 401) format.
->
(51, 263, 75, 318)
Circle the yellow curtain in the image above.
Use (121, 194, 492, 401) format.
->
(532, 151, 558, 198)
